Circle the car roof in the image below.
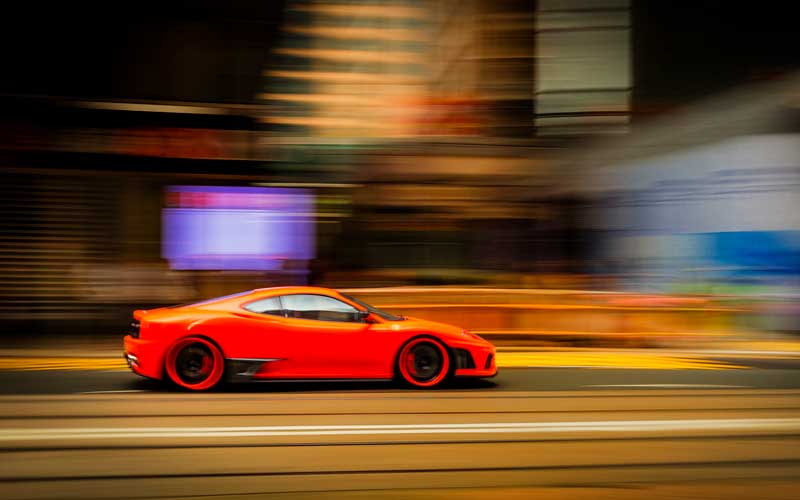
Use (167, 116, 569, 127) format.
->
(179, 286, 343, 310)
(250, 286, 338, 297)
(235, 286, 343, 304)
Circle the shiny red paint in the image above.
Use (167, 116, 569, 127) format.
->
(123, 286, 497, 390)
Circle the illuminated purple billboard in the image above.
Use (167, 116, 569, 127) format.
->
(162, 186, 314, 270)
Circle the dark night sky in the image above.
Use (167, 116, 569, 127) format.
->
(0, 1, 798, 108)
(633, 0, 800, 111)
(0, 1, 287, 103)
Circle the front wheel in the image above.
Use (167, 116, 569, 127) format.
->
(165, 337, 225, 391)
(396, 338, 451, 388)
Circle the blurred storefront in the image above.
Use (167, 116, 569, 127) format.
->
(0, 97, 295, 334)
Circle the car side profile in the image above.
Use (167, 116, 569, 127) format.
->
(123, 286, 497, 390)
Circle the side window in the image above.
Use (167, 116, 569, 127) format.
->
(281, 294, 361, 323)
(243, 297, 284, 316)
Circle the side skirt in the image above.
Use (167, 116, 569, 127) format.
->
(224, 358, 393, 384)
(225, 358, 282, 383)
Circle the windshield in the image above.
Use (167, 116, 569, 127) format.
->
(339, 293, 405, 321)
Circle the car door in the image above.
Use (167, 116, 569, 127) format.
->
(229, 295, 308, 378)
(278, 294, 383, 378)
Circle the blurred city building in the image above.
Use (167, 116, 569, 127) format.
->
(535, 0, 631, 135)
(259, 0, 631, 286)
(565, 72, 800, 293)
(261, 0, 430, 139)
(261, 0, 631, 140)
(428, 0, 535, 138)
(1, 1, 798, 336)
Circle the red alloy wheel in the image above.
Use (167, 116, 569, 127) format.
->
(397, 337, 450, 388)
(165, 337, 225, 391)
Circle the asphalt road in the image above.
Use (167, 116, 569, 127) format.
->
(2, 368, 800, 499)
(1, 363, 800, 394)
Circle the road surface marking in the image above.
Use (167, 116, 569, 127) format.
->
(80, 390, 147, 394)
(1, 418, 798, 441)
(585, 384, 747, 388)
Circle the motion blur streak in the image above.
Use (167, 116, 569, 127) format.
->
(2, 0, 800, 498)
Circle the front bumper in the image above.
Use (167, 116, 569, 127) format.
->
(123, 335, 165, 380)
(451, 341, 497, 378)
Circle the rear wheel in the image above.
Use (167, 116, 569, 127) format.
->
(397, 338, 451, 388)
(165, 337, 225, 391)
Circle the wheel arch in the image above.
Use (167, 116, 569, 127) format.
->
(164, 334, 228, 391)
(392, 333, 454, 381)
(183, 333, 226, 357)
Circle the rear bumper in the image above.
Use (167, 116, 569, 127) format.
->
(123, 335, 165, 380)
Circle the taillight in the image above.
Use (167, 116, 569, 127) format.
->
(128, 319, 140, 338)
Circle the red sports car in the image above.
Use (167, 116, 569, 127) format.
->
(123, 286, 497, 390)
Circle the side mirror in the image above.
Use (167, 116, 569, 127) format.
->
(358, 310, 370, 321)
